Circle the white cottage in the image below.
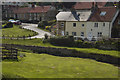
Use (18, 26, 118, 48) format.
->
(56, 6, 119, 41)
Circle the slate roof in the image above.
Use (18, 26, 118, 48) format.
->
(56, 11, 91, 21)
(88, 7, 117, 22)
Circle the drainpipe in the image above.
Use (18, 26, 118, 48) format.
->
(109, 22, 111, 38)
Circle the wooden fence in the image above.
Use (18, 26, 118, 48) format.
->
(2, 47, 18, 60)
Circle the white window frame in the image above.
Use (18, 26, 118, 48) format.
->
(29, 13, 32, 20)
(94, 23, 98, 27)
(73, 23, 76, 27)
(72, 32, 76, 36)
(66, 32, 69, 35)
(24, 14, 26, 18)
(82, 24, 84, 27)
(81, 32, 84, 37)
(61, 22, 64, 27)
(103, 23, 105, 26)
(97, 32, 102, 37)
(34, 13, 36, 20)
(14, 14, 16, 19)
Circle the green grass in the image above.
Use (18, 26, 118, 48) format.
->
(2, 39, 120, 57)
(2, 25, 37, 38)
(2, 52, 118, 78)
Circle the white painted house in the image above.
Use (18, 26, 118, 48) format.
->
(56, 6, 119, 41)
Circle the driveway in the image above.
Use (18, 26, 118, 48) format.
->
(22, 23, 53, 39)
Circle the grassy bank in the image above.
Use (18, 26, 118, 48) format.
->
(2, 25, 37, 38)
(2, 39, 120, 57)
(2, 52, 118, 78)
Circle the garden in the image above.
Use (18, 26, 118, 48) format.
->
(1, 21, 120, 79)
(2, 22, 38, 38)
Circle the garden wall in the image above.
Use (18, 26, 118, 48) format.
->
(3, 44, 120, 66)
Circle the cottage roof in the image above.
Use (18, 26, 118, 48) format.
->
(74, 2, 107, 10)
(13, 7, 31, 14)
(13, 6, 51, 14)
(29, 6, 51, 13)
(56, 11, 91, 21)
(88, 7, 117, 22)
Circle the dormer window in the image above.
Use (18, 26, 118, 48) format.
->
(78, 13, 80, 17)
(100, 11, 106, 16)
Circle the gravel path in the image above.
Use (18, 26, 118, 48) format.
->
(22, 23, 53, 39)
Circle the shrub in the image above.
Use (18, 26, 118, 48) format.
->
(74, 40, 83, 48)
(38, 20, 56, 29)
(82, 41, 93, 48)
(48, 36, 74, 47)
(4, 22, 13, 28)
(44, 34, 48, 39)
(38, 21, 48, 29)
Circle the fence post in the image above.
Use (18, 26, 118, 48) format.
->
(17, 35, 19, 40)
(23, 35, 25, 40)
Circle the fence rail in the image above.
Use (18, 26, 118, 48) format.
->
(2, 47, 18, 60)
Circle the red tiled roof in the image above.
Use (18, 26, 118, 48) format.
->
(13, 6, 51, 14)
(74, 2, 107, 10)
(88, 7, 117, 22)
(13, 7, 31, 14)
(29, 6, 51, 13)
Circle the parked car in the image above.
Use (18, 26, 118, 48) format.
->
(16, 20, 22, 25)
(8, 19, 22, 25)
(8, 19, 16, 24)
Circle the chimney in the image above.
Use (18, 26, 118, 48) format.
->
(32, 4, 35, 8)
(95, 2, 98, 9)
(91, 2, 95, 12)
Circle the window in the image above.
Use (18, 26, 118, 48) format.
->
(98, 32, 102, 37)
(34, 13, 36, 20)
(82, 24, 84, 27)
(73, 23, 76, 27)
(81, 32, 84, 37)
(118, 20, 120, 24)
(24, 14, 26, 18)
(100, 11, 106, 16)
(94, 23, 98, 27)
(39, 17, 42, 21)
(29, 13, 32, 20)
(61, 23, 64, 27)
(66, 32, 69, 35)
(72, 32, 76, 36)
(14, 14, 16, 18)
(103, 23, 105, 26)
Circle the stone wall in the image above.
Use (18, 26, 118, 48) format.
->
(2, 44, 120, 66)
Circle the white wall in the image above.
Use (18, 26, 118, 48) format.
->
(65, 21, 87, 37)
(87, 22, 110, 40)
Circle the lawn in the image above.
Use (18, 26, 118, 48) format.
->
(2, 25, 37, 38)
(2, 39, 120, 58)
(2, 52, 118, 78)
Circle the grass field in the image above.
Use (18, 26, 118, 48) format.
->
(2, 25, 37, 38)
(2, 52, 118, 78)
(2, 39, 120, 57)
